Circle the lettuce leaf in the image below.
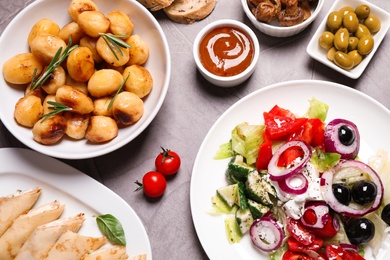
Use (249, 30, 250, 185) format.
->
(304, 97, 329, 121)
(231, 123, 265, 166)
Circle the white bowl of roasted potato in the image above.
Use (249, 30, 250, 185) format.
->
(0, 0, 171, 159)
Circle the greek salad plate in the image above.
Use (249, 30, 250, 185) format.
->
(190, 80, 390, 260)
(0, 147, 152, 259)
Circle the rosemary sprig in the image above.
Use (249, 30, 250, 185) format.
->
(39, 101, 72, 122)
(30, 37, 78, 91)
(107, 72, 130, 111)
(99, 33, 132, 60)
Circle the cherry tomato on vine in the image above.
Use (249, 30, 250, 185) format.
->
(155, 147, 181, 175)
(135, 171, 166, 198)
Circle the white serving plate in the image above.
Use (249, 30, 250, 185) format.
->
(0, 0, 170, 159)
(0, 147, 152, 259)
(191, 80, 390, 260)
(307, 0, 390, 79)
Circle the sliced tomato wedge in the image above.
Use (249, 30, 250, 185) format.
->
(263, 105, 308, 141)
(277, 146, 305, 167)
(286, 217, 316, 246)
(288, 118, 325, 149)
(308, 118, 325, 148)
(287, 236, 323, 253)
(325, 245, 345, 260)
(256, 132, 273, 171)
(282, 250, 315, 260)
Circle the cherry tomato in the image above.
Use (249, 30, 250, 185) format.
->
(282, 250, 314, 260)
(155, 147, 181, 175)
(286, 217, 316, 246)
(135, 171, 166, 198)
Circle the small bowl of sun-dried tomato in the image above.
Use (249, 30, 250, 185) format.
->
(241, 0, 324, 37)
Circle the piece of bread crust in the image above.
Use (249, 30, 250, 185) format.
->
(137, 0, 174, 11)
(163, 0, 217, 24)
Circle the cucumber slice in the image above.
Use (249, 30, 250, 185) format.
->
(236, 182, 248, 210)
(235, 208, 254, 235)
(225, 215, 243, 244)
(217, 184, 238, 208)
(227, 155, 255, 181)
(248, 199, 270, 219)
(246, 171, 276, 206)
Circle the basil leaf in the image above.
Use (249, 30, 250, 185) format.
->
(96, 214, 126, 246)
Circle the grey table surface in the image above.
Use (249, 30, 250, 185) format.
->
(1, 0, 390, 259)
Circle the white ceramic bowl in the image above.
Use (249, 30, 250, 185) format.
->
(307, 0, 390, 79)
(193, 19, 260, 88)
(0, 0, 171, 159)
(241, 0, 324, 37)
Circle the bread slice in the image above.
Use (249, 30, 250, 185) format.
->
(164, 0, 217, 24)
(137, 0, 174, 11)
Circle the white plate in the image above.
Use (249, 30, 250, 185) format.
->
(0, 0, 170, 159)
(0, 147, 151, 259)
(306, 0, 390, 79)
(190, 80, 390, 260)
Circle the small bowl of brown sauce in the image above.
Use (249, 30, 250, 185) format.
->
(193, 19, 260, 87)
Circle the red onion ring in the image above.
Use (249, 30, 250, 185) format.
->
(250, 216, 283, 252)
(321, 159, 383, 217)
(268, 140, 312, 181)
(277, 172, 308, 195)
(324, 119, 360, 159)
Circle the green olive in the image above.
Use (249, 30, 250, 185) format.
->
(319, 31, 334, 50)
(327, 11, 343, 32)
(348, 50, 363, 67)
(358, 35, 374, 55)
(343, 12, 359, 33)
(334, 28, 349, 52)
(334, 51, 354, 70)
(348, 36, 359, 51)
(364, 13, 381, 33)
(327, 47, 337, 61)
(355, 4, 370, 19)
(339, 6, 354, 17)
(355, 24, 371, 39)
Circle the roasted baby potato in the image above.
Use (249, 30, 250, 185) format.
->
(112, 91, 144, 126)
(66, 46, 95, 82)
(85, 116, 118, 143)
(14, 95, 43, 128)
(32, 115, 67, 145)
(55, 85, 94, 114)
(123, 65, 153, 98)
(3, 53, 43, 84)
(87, 69, 123, 98)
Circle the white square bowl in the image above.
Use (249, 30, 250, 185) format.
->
(306, 0, 390, 79)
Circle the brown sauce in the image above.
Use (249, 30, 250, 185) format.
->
(199, 26, 255, 77)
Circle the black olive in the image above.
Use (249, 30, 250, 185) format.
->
(338, 125, 355, 146)
(351, 180, 377, 205)
(332, 183, 351, 205)
(381, 204, 390, 225)
(345, 218, 375, 245)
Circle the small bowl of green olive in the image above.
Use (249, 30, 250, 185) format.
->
(306, 0, 390, 79)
